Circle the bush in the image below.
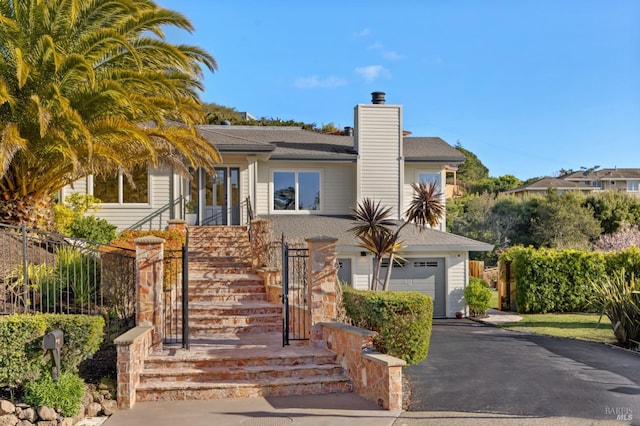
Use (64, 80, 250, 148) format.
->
(591, 269, 640, 348)
(23, 371, 85, 417)
(501, 246, 640, 314)
(0, 314, 104, 388)
(465, 278, 491, 316)
(0, 315, 48, 387)
(342, 287, 432, 365)
(68, 215, 117, 244)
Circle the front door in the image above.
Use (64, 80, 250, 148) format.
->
(205, 167, 240, 225)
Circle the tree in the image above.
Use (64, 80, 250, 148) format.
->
(530, 190, 601, 250)
(454, 142, 489, 187)
(584, 191, 640, 234)
(0, 0, 220, 229)
(351, 182, 444, 290)
(468, 175, 523, 195)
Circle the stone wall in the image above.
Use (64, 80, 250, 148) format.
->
(114, 326, 154, 409)
(319, 322, 405, 410)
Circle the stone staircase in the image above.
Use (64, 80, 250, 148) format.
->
(135, 226, 352, 401)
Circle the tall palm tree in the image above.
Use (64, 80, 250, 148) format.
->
(0, 0, 220, 229)
(351, 182, 445, 290)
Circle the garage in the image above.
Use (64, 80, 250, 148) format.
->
(380, 257, 447, 317)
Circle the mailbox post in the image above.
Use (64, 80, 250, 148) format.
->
(43, 329, 63, 381)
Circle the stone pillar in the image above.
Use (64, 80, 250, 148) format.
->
(167, 219, 186, 233)
(306, 236, 338, 345)
(134, 236, 165, 350)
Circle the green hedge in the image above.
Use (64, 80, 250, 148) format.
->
(501, 246, 640, 314)
(342, 287, 433, 365)
(0, 314, 104, 387)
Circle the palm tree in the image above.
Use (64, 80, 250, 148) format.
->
(0, 0, 220, 229)
(351, 182, 445, 290)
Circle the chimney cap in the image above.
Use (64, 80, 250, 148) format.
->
(371, 92, 386, 104)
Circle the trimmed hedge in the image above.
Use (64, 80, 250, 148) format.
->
(342, 287, 433, 365)
(0, 314, 104, 388)
(501, 246, 640, 314)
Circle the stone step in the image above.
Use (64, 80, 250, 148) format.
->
(187, 302, 281, 316)
(140, 363, 345, 384)
(135, 375, 352, 401)
(189, 322, 282, 335)
(189, 285, 265, 294)
(189, 313, 281, 327)
(187, 293, 268, 303)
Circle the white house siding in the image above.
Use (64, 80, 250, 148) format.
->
(446, 251, 468, 317)
(255, 161, 356, 216)
(355, 104, 403, 219)
(403, 165, 447, 231)
(62, 166, 176, 231)
(350, 252, 373, 290)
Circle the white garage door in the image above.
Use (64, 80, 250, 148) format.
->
(380, 257, 446, 317)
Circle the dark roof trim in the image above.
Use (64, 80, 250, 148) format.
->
(217, 144, 275, 153)
(269, 155, 358, 162)
(405, 157, 465, 164)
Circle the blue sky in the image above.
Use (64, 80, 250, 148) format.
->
(156, 0, 639, 181)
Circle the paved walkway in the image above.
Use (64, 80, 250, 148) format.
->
(476, 308, 522, 324)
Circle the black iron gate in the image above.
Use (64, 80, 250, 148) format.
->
(163, 232, 189, 349)
(282, 237, 309, 346)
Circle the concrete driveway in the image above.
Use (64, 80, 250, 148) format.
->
(404, 319, 640, 423)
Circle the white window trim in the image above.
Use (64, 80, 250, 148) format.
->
(88, 168, 152, 207)
(270, 169, 323, 214)
(416, 170, 443, 190)
(627, 180, 639, 192)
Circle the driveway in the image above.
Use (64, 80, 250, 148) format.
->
(404, 319, 640, 422)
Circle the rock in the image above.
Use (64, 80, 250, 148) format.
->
(16, 420, 33, 426)
(36, 407, 56, 422)
(0, 414, 18, 426)
(58, 418, 74, 426)
(97, 383, 109, 391)
(17, 408, 36, 423)
(81, 392, 93, 408)
(85, 403, 101, 417)
(101, 400, 118, 416)
(34, 421, 56, 426)
(0, 401, 15, 416)
(92, 394, 103, 404)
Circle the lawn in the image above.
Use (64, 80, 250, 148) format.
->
(489, 289, 499, 309)
(497, 313, 617, 344)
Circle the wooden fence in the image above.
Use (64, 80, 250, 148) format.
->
(497, 260, 516, 311)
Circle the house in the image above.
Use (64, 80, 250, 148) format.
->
(504, 177, 592, 197)
(505, 169, 640, 198)
(62, 92, 493, 318)
(562, 168, 640, 197)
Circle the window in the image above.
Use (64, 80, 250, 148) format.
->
(273, 171, 320, 212)
(418, 172, 442, 190)
(627, 180, 639, 192)
(93, 166, 149, 204)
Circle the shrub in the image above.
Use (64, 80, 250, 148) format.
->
(0, 314, 104, 388)
(23, 371, 85, 417)
(342, 287, 433, 364)
(0, 315, 48, 387)
(591, 269, 640, 348)
(502, 246, 640, 314)
(67, 215, 117, 244)
(55, 247, 99, 309)
(465, 278, 492, 316)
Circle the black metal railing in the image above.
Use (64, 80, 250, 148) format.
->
(162, 229, 189, 348)
(127, 196, 184, 230)
(0, 223, 136, 340)
(281, 234, 309, 346)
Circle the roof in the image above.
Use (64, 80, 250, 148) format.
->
(263, 215, 493, 252)
(198, 125, 463, 163)
(562, 168, 640, 181)
(505, 177, 586, 193)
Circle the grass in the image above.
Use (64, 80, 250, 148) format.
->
(489, 289, 499, 310)
(497, 313, 617, 344)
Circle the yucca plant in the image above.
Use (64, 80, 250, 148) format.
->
(591, 268, 640, 348)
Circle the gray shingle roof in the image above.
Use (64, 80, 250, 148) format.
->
(505, 177, 584, 193)
(263, 215, 493, 252)
(198, 125, 463, 163)
(563, 168, 640, 181)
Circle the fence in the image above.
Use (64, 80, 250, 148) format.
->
(162, 240, 189, 348)
(282, 237, 309, 346)
(0, 223, 137, 339)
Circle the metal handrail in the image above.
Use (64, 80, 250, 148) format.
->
(127, 196, 185, 230)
